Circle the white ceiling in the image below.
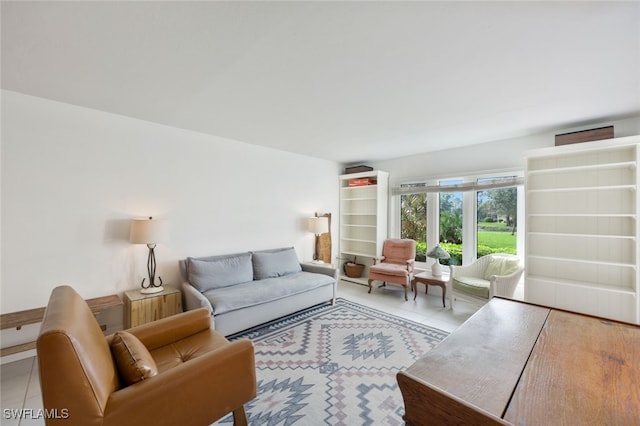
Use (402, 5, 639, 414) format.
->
(2, 1, 639, 163)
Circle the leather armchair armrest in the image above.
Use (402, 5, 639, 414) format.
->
(103, 339, 256, 426)
(127, 308, 212, 351)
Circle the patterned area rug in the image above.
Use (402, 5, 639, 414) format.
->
(216, 298, 448, 425)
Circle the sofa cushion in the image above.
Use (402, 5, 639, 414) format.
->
(203, 271, 334, 315)
(187, 253, 253, 292)
(252, 247, 302, 280)
(483, 256, 520, 280)
(110, 331, 158, 385)
(452, 276, 490, 299)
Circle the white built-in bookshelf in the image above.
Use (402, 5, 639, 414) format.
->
(525, 135, 640, 324)
(339, 170, 388, 284)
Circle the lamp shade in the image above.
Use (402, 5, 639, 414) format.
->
(307, 216, 329, 235)
(426, 244, 450, 260)
(129, 217, 168, 244)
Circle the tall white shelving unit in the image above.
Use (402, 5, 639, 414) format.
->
(339, 170, 389, 284)
(525, 135, 640, 324)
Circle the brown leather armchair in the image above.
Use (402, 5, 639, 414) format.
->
(37, 285, 256, 426)
(367, 239, 416, 301)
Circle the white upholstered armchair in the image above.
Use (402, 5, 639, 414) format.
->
(449, 253, 524, 309)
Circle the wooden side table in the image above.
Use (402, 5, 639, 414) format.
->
(124, 286, 183, 328)
(412, 270, 449, 307)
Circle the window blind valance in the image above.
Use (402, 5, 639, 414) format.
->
(392, 176, 524, 196)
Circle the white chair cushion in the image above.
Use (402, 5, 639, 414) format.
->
(452, 276, 490, 299)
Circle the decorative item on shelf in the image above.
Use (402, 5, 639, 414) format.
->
(555, 125, 614, 146)
(129, 216, 168, 294)
(348, 178, 377, 187)
(344, 165, 373, 174)
(426, 244, 450, 277)
(307, 214, 329, 263)
(343, 256, 365, 278)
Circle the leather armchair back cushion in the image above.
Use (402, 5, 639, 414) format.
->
(111, 331, 159, 385)
(37, 286, 120, 425)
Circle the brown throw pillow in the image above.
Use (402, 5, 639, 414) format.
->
(110, 331, 158, 385)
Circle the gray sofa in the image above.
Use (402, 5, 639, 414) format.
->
(179, 247, 337, 336)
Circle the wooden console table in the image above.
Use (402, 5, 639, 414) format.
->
(397, 297, 640, 425)
(1, 294, 123, 357)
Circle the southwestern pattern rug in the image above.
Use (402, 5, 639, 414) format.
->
(216, 298, 448, 425)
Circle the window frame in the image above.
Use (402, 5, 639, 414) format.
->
(391, 170, 524, 269)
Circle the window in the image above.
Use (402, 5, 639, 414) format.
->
(393, 174, 523, 267)
(477, 180, 518, 259)
(439, 180, 463, 265)
(401, 192, 427, 261)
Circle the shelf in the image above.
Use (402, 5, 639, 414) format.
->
(527, 161, 636, 175)
(526, 141, 637, 171)
(527, 185, 635, 193)
(527, 215, 636, 239)
(527, 254, 636, 269)
(527, 232, 635, 240)
(340, 185, 379, 194)
(341, 184, 379, 189)
(526, 274, 636, 295)
(339, 276, 370, 286)
(528, 213, 636, 218)
(342, 197, 377, 201)
(341, 237, 376, 244)
(341, 249, 377, 258)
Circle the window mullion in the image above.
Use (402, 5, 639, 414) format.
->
(462, 189, 476, 264)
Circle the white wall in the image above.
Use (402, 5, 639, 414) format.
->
(1, 90, 341, 313)
(368, 115, 640, 184)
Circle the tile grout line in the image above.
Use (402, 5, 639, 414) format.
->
(19, 357, 37, 426)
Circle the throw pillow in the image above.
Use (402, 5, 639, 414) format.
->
(187, 253, 254, 292)
(110, 331, 158, 385)
(484, 256, 520, 280)
(252, 247, 302, 280)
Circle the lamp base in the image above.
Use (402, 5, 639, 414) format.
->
(140, 286, 164, 294)
(431, 261, 443, 277)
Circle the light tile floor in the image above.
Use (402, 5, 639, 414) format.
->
(0, 279, 486, 425)
(338, 278, 479, 333)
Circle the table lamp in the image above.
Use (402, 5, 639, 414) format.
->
(427, 244, 450, 277)
(307, 216, 329, 262)
(130, 216, 168, 294)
